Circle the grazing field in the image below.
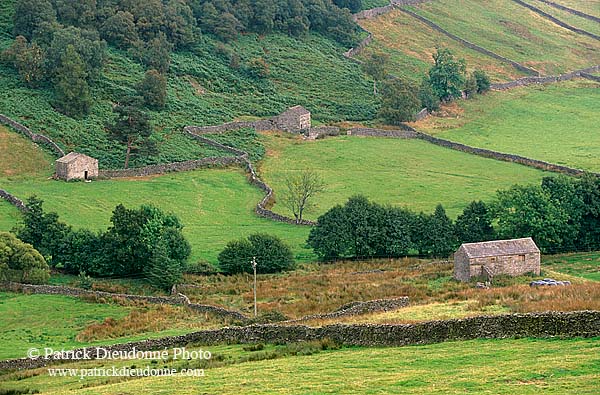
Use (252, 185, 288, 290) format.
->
(0, 168, 312, 264)
(551, 0, 600, 19)
(543, 252, 600, 281)
(413, 80, 600, 172)
(407, 0, 600, 75)
(359, 9, 528, 82)
(3, 338, 597, 395)
(260, 134, 550, 220)
(519, 0, 600, 37)
(0, 292, 232, 361)
(0, 126, 53, 177)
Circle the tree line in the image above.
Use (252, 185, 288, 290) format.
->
(308, 174, 600, 260)
(15, 197, 191, 291)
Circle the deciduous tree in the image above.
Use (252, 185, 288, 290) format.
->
(281, 170, 325, 223)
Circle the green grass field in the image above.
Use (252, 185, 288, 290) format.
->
(548, 0, 600, 19)
(359, 9, 528, 82)
(414, 80, 600, 172)
(543, 252, 600, 281)
(407, 0, 600, 75)
(519, 0, 600, 37)
(2, 338, 597, 394)
(260, 134, 550, 220)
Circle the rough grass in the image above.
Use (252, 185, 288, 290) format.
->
(0, 168, 313, 264)
(412, 80, 600, 172)
(359, 9, 528, 82)
(181, 253, 598, 318)
(519, 0, 600, 37)
(0, 126, 53, 177)
(260, 133, 550, 220)
(542, 252, 600, 281)
(548, 0, 600, 19)
(407, 0, 600, 75)
(14, 338, 598, 395)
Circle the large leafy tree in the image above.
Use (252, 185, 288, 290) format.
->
(362, 52, 389, 96)
(13, 0, 56, 40)
(0, 232, 50, 284)
(100, 11, 139, 49)
(455, 201, 495, 244)
(428, 48, 466, 101)
(53, 44, 92, 118)
(137, 69, 167, 110)
(218, 234, 295, 274)
(2, 36, 46, 88)
(379, 79, 421, 124)
(493, 185, 575, 253)
(307, 205, 351, 259)
(107, 101, 157, 168)
(280, 170, 325, 223)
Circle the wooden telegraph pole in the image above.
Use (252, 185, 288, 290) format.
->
(251, 256, 257, 317)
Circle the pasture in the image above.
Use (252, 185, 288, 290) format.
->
(413, 80, 600, 172)
(407, 0, 600, 75)
(1, 338, 598, 394)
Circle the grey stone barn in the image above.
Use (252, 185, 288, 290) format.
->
(272, 105, 311, 133)
(453, 237, 541, 282)
(55, 152, 98, 181)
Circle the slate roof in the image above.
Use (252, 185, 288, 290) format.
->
(55, 152, 96, 164)
(282, 105, 310, 116)
(457, 237, 540, 258)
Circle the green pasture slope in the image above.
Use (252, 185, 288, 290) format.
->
(416, 80, 600, 172)
(552, 0, 600, 18)
(518, 0, 600, 37)
(359, 9, 528, 82)
(260, 135, 550, 220)
(9, 337, 595, 395)
(0, 0, 377, 169)
(407, 0, 600, 75)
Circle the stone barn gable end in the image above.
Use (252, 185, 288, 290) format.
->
(453, 237, 541, 282)
(272, 105, 312, 133)
(55, 152, 99, 181)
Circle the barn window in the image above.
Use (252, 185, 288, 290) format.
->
(519, 254, 525, 262)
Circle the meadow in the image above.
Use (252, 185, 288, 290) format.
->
(413, 80, 600, 172)
(1, 338, 598, 394)
(0, 292, 231, 361)
(552, 0, 600, 18)
(260, 133, 550, 220)
(358, 9, 528, 82)
(518, 0, 600, 37)
(407, 0, 600, 75)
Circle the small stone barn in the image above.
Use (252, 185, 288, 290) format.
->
(453, 237, 541, 282)
(55, 152, 98, 181)
(272, 105, 311, 133)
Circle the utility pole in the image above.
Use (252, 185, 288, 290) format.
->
(251, 256, 257, 317)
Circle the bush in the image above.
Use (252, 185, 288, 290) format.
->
(218, 233, 295, 274)
(473, 70, 490, 94)
(0, 232, 50, 284)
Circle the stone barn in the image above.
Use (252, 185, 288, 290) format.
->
(453, 237, 541, 282)
(55, 152, 98, 181)
(272, 105, 311, 133)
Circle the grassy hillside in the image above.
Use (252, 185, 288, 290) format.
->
(4, 338, 596, 395)
(0, 0, 377, 169)
(519, 0, 600, 37)
(413, 80, 600, 172)
(358, 9, 528, 82)
(407, 0, 600, 75)
(551, 0, 600, 18)
(260, 134, 550, 220)
(0, 125, 53, 177)
(0, 168, 313, 264)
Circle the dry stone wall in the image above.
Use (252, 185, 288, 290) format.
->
(1, 282, 248, 322)
(287, 297, 410, 323)
(399, 9, 539, 75)
(0, 189, 27, 211)
(0, 114, 65, 157)
(2, 310, 598, 370)
(510, 0, 600, 41)
(491, 65, 600, 90)
(536, 0, 600, 23)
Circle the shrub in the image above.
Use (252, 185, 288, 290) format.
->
(218, 233, 295, 274)
(473, 69, 490, 94)
(0, 232, 50, 284)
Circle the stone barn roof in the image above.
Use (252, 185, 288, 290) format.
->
(282, 105, 310, 116)
(56, 152, 96, 164)
(457, 238, 540, 258)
